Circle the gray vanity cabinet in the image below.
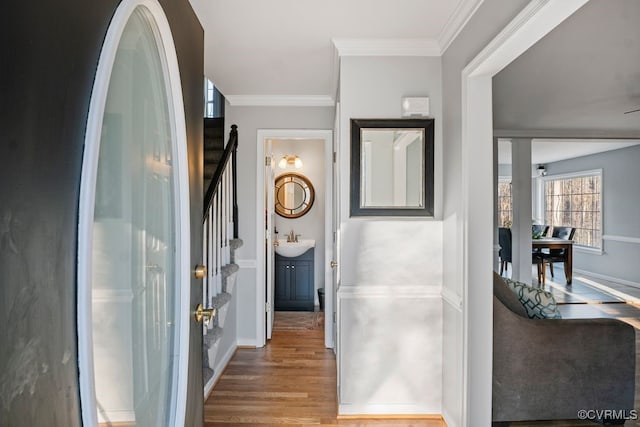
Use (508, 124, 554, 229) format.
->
(275, 248, 314, 311)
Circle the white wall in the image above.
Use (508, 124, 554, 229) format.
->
(441, 1, 529, 425)
(272, 138, 325, 304)
(225, 105, 334, 345)
(337, 55, 443, 415)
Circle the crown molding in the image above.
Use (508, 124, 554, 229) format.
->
(494, 128, 640, 139)
(331, 38, 441, 57)
(438, 0, 485, 53)
(225, 95, 335, 107)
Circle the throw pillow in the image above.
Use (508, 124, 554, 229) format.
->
(504, 278, 562, 319)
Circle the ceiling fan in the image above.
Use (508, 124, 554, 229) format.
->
(624, 108, 640, 114)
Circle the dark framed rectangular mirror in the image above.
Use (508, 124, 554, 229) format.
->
(350, 118, 434, 217)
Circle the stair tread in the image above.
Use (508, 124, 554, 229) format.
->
(212, 292, 232, 309)
(204, 326, 224, 346)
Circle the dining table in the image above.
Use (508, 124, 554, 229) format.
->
(532, 237, 574, 284)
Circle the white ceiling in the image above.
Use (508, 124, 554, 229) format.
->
(498, 139, 640, 165)
(188, 0, 478, 100)
(493, 0, 640, 134)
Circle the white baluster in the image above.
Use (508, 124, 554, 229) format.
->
(224, 168, 230, 265)
(203, 212, 209, 328)
(227, 166, 232, 242)
(216, 192, 223, 295)
(208, 206, 215, 302)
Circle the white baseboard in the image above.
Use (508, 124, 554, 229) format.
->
(338, 403, 442, 417)
(236, 338, 259, 347)
(574, 268, 640, 290)
(441, 408, 459, 427)
(204, 341, 237, 400)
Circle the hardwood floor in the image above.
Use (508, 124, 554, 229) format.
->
(204, 312, 444, 426)
(206, 274, 640, 426)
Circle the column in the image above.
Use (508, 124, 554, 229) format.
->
(511, 138, 533, 284)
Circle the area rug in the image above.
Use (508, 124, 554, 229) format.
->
(273, 311, 324, 331)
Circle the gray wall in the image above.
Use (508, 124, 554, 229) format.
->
(545, 145, 640, 284)
(441, 1, 529, 425)
(337, 55, 443, 414)
(225, 105, 334, 344)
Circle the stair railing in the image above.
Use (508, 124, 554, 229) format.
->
(203, 124, 238, 310)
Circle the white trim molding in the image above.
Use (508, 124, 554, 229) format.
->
(204, 342, 237, 400)
(255, 129, 334, 349)
(236, 338, 259, 347)
(338, 404, 443, 417)
(603, 235, 640, 245)
(332, 38, 442, 57)
(574, 269, 640, 291)
(494, 128, 640, 140)
(236, 259, 257, 269)
(441, 288, 463, 312)
(225, 95, 334, 107)
(337, 285, 441, 299)
(438, 0, 485, 53)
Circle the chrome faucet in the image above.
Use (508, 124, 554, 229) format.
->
(286, 230, 301, 243)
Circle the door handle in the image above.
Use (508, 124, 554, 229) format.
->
(194, 264, 207, 279)
(194, 303, 216, 325)
(330, 261, 338, 268)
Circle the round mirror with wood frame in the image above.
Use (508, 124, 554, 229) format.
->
(274, 172, 315, 218)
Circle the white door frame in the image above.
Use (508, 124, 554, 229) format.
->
(459, 0, 590, 423)
(255, 129, 334, 349)
(264, 140, 275, 340)
(77, 0, 191, 425)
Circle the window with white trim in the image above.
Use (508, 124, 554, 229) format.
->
(204, 78, 224, 118)
(543, 170, 602, 249)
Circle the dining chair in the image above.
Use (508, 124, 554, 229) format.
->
(532, 224, 549, 238)
(499, 227, 545, 284)
(542, 226, 576, 278)
(498, 227, 512, 276)
(532, 224, 550, 258)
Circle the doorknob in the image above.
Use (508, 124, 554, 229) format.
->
(194, 264, 207, 279)
(194, 303, 216, 324)
(330, 260, 338, 268)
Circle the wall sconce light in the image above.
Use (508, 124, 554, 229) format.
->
(537, 164, 547, 177)
(278, 155, 303, 169)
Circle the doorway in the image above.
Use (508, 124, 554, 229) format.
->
(256, 130, 335, 349)
(459, 0, 591, 423)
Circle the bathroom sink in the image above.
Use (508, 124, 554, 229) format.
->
(274, 239, 315, 258)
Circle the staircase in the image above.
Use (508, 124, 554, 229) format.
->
(202, 238, 242, 391)
(203, 117, 225, 195)
(201, 124, 240, 396)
